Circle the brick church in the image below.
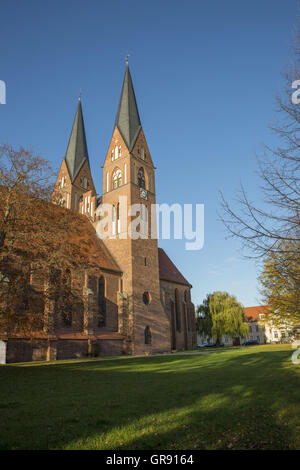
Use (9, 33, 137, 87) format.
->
(4, 63, 196, 362)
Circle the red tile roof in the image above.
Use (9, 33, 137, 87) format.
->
(244, 305, 270, 321)
(158, 248, 191, 287)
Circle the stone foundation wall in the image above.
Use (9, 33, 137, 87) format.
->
(5, 337, 125, 363)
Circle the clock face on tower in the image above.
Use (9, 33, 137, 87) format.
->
(140, 187, 148, 200)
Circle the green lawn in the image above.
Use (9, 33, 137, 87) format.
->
(0, 345, 299, 450)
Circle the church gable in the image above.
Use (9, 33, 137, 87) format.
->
(131, 128, 154, 169)
(72, 159, 96, 193)
(103, 126, 129, 169)
(54, 158, 70, 188)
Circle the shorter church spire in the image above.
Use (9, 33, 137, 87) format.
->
(115, 63, 141, 151)
(65, 99, 90, 183)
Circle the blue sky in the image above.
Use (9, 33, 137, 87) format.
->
(0, 0, 298, 307)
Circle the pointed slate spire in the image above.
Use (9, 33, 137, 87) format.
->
(65, 97, 90, 183)
(115, 63, 142, 151)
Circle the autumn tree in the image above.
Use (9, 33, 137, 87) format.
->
(259, 241, 300, 327)
(197, 292, 249, 345)
(0, 144, 83, 335)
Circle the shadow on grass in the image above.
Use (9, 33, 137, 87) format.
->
(0, 348, 299, 450)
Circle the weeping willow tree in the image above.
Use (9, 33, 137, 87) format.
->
(197, 292, 249, 345)
(196, 294, 213, 340)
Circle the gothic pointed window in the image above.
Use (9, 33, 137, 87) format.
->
(144, 326, 151, 345)
(117, 202, 120, 233)
(138, 167, 145, 189)
(62, 269, 72, 327)
(112, 205, 116, 235)
(175, 288, 181, 332)
(112, 168, 122, 189)
(98, 276, 106, 327)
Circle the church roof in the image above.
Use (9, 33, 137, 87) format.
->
(36, 202, 121, 273)
(69, 213, 121, 273)
(115, 63, 142, 151)
(65, 99, 90, 183)
(158, 248, 191, 287)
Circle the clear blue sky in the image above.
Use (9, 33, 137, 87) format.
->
(0, 0, 298, 308)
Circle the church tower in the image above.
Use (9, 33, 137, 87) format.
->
(53, 97, 97, 217)
(100, 62, 171, 354)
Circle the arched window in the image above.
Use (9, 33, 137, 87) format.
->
(112, 205, 116, 235)
(138, 167, 145, 189)
(62, 269, 72, 327)
(175, 289, 181, 332)
(117, 202, 120, 233)
(144, 326, 152, 345)
(143, 291, 151, 305)
(98, 276, 106, 327)
(112, 168, 122, 189)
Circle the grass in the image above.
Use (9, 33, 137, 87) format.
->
(0, 344, 299, 450)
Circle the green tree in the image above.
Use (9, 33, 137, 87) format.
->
(197, 292, 249, 345)
(196, 294, 213, 340)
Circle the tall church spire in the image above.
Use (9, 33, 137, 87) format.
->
(65, 98, 90, 183)
(115, 63, 142, 151)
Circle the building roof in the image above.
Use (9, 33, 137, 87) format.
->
(244, 305, 270, 321)
(65, 99, 90, 183)
(115, 63, 142, 151)
(13, 201, 122, 274)
(158, 248, 191, 287)
(69, 212, 121, 273)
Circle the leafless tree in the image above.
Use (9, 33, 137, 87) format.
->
(220, 21, 300, 262)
